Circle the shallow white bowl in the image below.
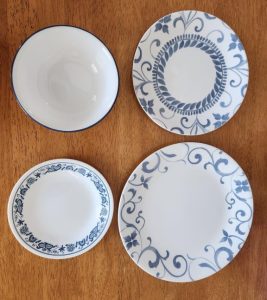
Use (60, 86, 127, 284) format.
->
(12, 26, 119, 131)
(8, 159, 113, 259)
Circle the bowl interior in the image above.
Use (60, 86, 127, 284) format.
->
(12, 26, 118, 131)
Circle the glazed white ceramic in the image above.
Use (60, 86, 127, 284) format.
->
(118, 143, 253, 282)
(8, 159, 113, 259)
(133, 11, 249, 135)
(12, 26, 119, 131)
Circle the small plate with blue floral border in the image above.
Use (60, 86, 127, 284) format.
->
(8, 159, 113, 259)
(133, 11, 249, 135)
(118, 142, 253, 281)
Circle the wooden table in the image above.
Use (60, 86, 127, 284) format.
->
(0, 0, 266, 299)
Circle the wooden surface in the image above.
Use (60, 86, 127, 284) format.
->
(0, 0, 266, 299)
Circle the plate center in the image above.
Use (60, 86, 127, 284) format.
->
(142, 163, 227, 254)
(164, 47, 216, 102)
(23, 172, 101, 244)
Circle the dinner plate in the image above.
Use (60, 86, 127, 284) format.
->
(12, 25, 119, 131)
(8, 159, 113, 259)
(132, 11, 249, 135)
(118, 143, 253, 281)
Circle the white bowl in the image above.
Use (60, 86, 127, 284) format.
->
(12, 26, 119, 131)
(7, 159, 114, 259)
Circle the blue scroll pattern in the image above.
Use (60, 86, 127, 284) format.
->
(119, 143, 253, 281)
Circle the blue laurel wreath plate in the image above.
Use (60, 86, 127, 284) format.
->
(133, 11, 249, 135)
(8, 159, 113, 259)
(118, 143, 253, 282)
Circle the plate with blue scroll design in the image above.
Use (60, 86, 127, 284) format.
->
(118, 143, 253, 282)
(133, 11, 249, 135)
(8, 159, 113, 259)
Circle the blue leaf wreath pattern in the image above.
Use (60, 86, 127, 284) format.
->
(152, 34, 227, 115)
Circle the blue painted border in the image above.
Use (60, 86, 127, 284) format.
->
(11, 162, 111, 257)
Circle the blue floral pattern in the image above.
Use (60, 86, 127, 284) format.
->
(133, 10, 249, 135)
(228, 34, 244, 51)
(155, 15, 172, 34)
(124, 231, 139, 250)
(140, 98, 155, 115)
(213, 113, 229, 128)
(235, 180, 250, 193)
(11, 162, 111, 257)
(118, 143, 253, 282)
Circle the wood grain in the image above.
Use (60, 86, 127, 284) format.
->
(0, 0, 266, 299)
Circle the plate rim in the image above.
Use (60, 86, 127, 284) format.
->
(118, 142, 254, 282)
(132, 10, 249, 136)
(11, 24, 120, 132)
(7, 158, 114, 259)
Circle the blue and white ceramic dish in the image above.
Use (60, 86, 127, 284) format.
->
(8, 159, 113, 259)
(133, 11, 249, 135)
(118, 143, 253, 282)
